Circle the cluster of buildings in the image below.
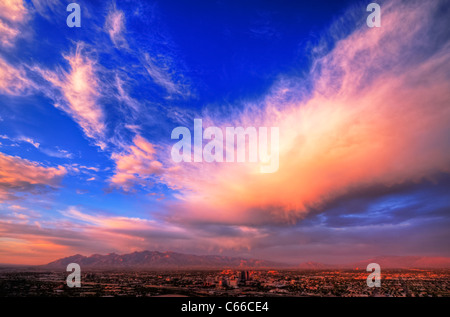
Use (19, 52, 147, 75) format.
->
(206, 270, 252, 288)
(0, 269, 449, 297)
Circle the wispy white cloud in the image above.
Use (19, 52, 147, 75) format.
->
(115, 74, 141, 114)
(38, 43, 107, 149)
(29, 0, 62, 20)
(0, 134, 75, 159)
(39, 147, 73, 159)
(18, 137, 40, 149)
(142, 52, 185, 96)
(63, 163, 100, 183)
(105, 8, 128, 49)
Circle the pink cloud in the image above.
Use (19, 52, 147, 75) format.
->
(0, 152, 66, 202)
(0, 237, 71, 265)
(161, 0, 450, 226)
(0, 0, 27, 22)
(110, 135, 165, 191)
(0, 19, 19, 47)
(0, 205, 186, 264)
(39, 43, 107, 149)
(105, 8, 128, 49)
(0, 57, 33, 95)
(0, 0, 27, 47)
(0, 205, 269, 264)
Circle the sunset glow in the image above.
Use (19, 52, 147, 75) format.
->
(0, 0, 449, 266)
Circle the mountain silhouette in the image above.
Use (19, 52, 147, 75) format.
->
(43, 250, 287, 269)
(43, 251, 450, 270)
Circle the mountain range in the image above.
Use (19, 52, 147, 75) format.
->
(43, 250, 285, 270)
(42, 251, 450, 270)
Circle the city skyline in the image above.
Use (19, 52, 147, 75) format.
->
(1, 0, 450, 266)
(2, 268, 449, 297)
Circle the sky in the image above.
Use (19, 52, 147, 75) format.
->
(0, 0, 449, 265)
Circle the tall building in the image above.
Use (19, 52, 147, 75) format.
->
(240, 271, 250, 282)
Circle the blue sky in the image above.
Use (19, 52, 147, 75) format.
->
(0, 0, 449, 265)
(1, 0, 357, 212)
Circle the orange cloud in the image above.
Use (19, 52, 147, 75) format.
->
(0, 206, 184, 264)
(0, 152, 66, 202)
(110, 135, 165, 191)
(0, 237, 70, 265)
(0, 205, 271, 264)
(161, 0, 450, 226)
